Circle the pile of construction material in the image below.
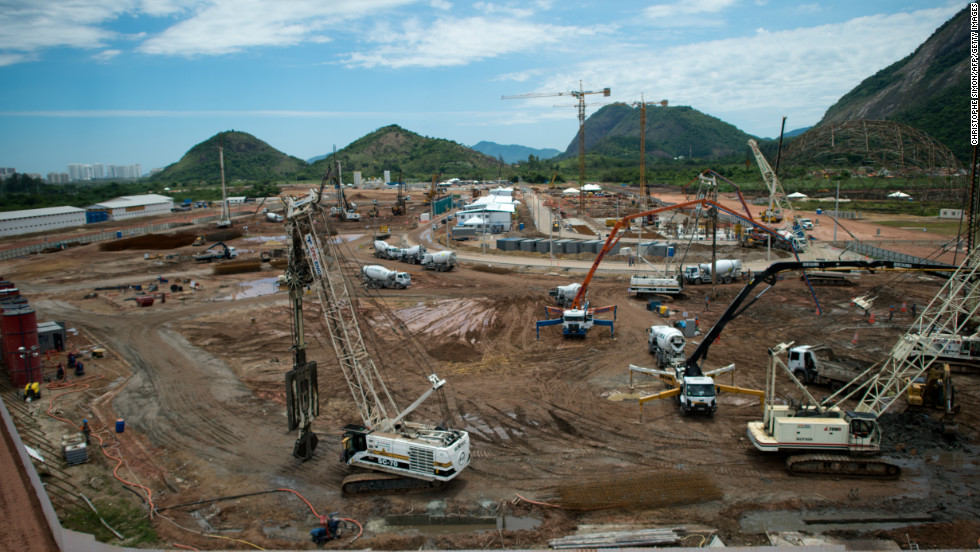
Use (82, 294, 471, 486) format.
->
(537, 470, 720, 510)
(549, 527, 711, 549)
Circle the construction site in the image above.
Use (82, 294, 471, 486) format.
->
(1, 164, 979, 551)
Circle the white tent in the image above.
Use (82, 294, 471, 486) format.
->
(461, 216, 485, 226)
(887, 191, 911, 199)
(562, 187, 580, 195)
(582, 183, 602, 192)
(787, 192, 808, 200)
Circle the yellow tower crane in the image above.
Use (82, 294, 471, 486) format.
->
(632, 97, 668, 208)
(503, 81, 610, 212)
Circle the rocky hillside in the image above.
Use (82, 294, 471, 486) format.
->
(150, 131, 308, 183)
(816, 6, 969, 163)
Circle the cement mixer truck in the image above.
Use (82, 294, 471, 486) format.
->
(361, 265, 411, 289)
(373, 240, 392, 259)
(549, 283, 582, 308)
(683, 259, 743, 285)
(421, 251, 457, 272)
(399, 245, 426, 264)
(648, 325, 687, 368)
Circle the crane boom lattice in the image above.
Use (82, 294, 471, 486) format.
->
(847, 249, 980, 416)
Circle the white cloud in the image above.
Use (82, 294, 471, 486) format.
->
(644, 0, 738, 20)
(0, 0, 122, 52)
(342, 16, 593, 68)
(93, 49, 122, 62)
(519, 5, 961, 137)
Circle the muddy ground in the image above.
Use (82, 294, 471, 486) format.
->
(3, 188, 979, 551)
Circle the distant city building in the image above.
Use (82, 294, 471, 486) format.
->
(47, 172, 70, 183)
(67, 163, 143, 181)
(0, 168, 15, 178)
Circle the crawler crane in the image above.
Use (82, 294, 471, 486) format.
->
(283, 189, 470, 494)
(744, 257, 962, 477)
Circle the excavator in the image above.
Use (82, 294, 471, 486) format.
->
(282, 188, 470, 494)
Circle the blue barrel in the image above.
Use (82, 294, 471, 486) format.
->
(815, 208, 822, 215)
(116, 231, 123, 238)
(115, 419, 125, 433)
(519, 223, 524, 231)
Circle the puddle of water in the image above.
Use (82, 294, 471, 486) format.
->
(215, 277, 281, 301)
(378, 515, 540, 535)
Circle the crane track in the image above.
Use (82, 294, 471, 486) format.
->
(786, 454, 902, 479)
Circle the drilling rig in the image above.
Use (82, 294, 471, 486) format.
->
(283, 188, 470, 494)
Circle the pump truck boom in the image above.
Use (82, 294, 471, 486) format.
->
(283, 188, 470, 494)
(534, 198, 801, 339)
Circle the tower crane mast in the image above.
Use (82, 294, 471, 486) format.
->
(503, 81, 610, 211)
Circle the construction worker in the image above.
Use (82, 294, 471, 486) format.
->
(56, 363, 65, 381)
(889, 305, 894, 320)
(23, 382, 40, 402)
(911, 303, 917, 317)
(74, 360, 85, 377)
(82, 420, 91, 445)
(704, 295, 710, 311)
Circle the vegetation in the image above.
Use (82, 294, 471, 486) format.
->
(149, 130, 307, 185)
(60, 497, 157, 545)
(300, 125, 508, 183)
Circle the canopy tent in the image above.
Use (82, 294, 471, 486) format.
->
(562, 187, 581, 195)
(887, 191, 911, 199)
(582, 183, 602, 192)
(787, 192, 808, 200)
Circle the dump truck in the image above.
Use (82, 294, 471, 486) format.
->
(421, 251, 457, 272)
(361, 265, 411, 289)
(787, 344, 865, 390)
(648, 325, 686, 367)
(683, 259, 742, 284)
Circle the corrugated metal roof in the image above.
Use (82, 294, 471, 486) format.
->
(0, 206, 86, 221)
(89, 194, 174, 209)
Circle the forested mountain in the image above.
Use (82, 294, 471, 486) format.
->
(470, 141, 561, 164)
(300, 125, 507, 182)
(150, 131, 308, 184)
(561, 103, 759, 162)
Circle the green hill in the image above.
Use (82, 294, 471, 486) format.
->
(816, 6, 969, 163)
(559, 103, 758, 161)
(301, 125, 507, 182)
(150, 130, 308, 184)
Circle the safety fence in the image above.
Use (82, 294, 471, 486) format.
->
(844, 240, 959, 266)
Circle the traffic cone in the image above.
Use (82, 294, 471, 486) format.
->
(869, 312, 876, 324)
(901, 302, 907, 313)
(852, 331, 859, 345)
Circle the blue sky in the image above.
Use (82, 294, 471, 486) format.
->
(0, 0, 964, 177)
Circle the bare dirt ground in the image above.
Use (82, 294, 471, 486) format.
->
(2, 188, 979, 551)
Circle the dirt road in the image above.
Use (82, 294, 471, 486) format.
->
(3, 193, 979, 550)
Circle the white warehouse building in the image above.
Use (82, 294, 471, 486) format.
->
(0, 206, 88, 237)
(456, 187, 519, 231)
(87, 194, 174, 221)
